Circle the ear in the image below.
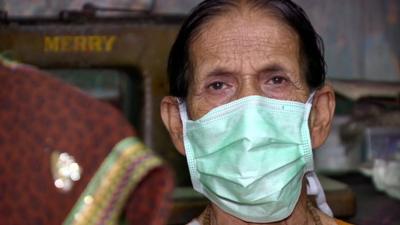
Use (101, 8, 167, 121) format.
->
(160, 96, 186, 155)
(309, 84, 336, 149)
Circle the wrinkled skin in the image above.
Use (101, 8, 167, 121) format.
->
(187, 9, 308, 120)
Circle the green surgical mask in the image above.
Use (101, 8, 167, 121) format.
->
(179, 95, 319, 223)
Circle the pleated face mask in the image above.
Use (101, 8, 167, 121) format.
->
(178, 95, 316, 223)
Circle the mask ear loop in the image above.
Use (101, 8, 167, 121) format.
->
(177, 97, 188, 134)
(305, 91, 333, 216)
(304, 91, 315, 122)
(306, 91, 316, 104)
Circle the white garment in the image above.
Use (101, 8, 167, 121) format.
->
(187, 219, 200, 225)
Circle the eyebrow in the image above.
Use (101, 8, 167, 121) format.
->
(259, 63, 288, 74)
(204, 63, 288, 78)
(205, 67, 235, 78)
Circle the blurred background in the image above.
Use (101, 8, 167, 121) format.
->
(1, 0, 399, 81)
(0, 0, 399, 224)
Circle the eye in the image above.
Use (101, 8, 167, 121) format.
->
(207, 81, 226, 90)
(267, 76, 288, 85)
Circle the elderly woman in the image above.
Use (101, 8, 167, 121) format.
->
(161, 0, 351, 225)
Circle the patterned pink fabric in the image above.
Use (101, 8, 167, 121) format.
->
(0, 61, 174, 225)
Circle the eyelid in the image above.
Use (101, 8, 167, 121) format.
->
(207, 81, 227, 89)
(262, 73, 290, 83)
(204, 74, 235, 85)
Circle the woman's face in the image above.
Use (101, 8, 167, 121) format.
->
(186, 10, 310, 120)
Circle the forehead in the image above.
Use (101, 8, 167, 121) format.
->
(190, 9, 300, 69)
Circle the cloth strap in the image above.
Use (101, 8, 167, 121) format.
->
(63, 137, 163, 225)
(306, 171, 334, 217)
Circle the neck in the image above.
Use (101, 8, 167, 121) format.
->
(199, 185, 317, 225)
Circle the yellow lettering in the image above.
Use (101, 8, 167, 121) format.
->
(44, 36, 60, 52)
(88, 36, 102, 52)
(44, 35, 117, 53)
(59, 36, 73, 52)
(103, 36, 116, 52)
(73, 36, 87, 52)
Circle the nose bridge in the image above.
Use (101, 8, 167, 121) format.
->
(237, 74, 263, 99)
